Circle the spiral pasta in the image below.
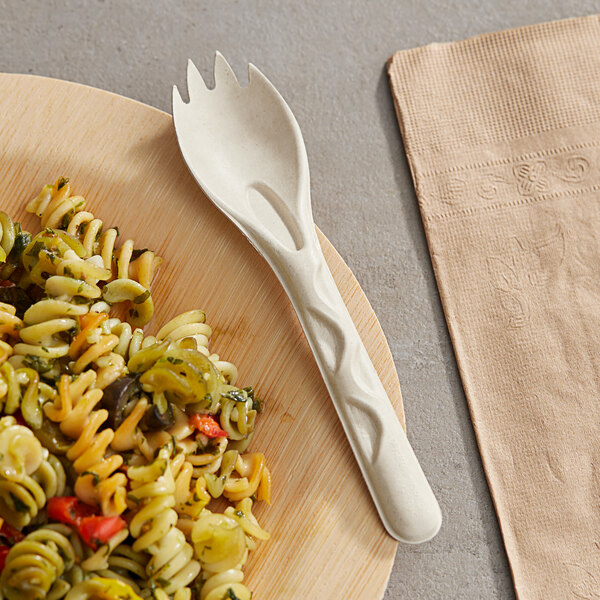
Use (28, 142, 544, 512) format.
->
(93, 544, 148, 594)
(0, 416, 65, 528)
(0, 303, 22, 343)
(26, 177, 161, 289)
(0, 527, 75, 600)
(128, 447, 201, 596)
(43, 372, 127, 515)
(0, 181, 271, 600)
(191, 511, 252, 600)
(0, 361, 55, 429)
(11, 298, 89, 367)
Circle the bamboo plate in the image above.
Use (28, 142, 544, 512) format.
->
(0, 73, 405, 599)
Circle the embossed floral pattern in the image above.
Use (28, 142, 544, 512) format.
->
(512, 161, 548, 195)
(475, 173, 508, 200)
(422, 148, 595, 216)
(487, 220, 565, 328)
(555, 155, 589, 183)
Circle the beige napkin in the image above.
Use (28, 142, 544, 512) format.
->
(388, 15, 600, 600)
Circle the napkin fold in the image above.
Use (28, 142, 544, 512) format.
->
(388, 15, 600, 600)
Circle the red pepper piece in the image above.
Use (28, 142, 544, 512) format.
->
(78, 515, 127, 550)
(47, 496, 97, 527)
(189, 413, 228, 438)
(0, 522, 24, 545)
(0, 546, 9, 572)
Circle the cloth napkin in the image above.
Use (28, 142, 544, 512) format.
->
(388, 15, 600, 600)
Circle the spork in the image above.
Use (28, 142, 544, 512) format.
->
(172, 54, 442, 544)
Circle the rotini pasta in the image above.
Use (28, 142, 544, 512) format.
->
(93, 543, 147, 594)
(0, 361, 54, 429)
(26, 178, 161, 289)
(0, 416, 65, 528)
(0, 180, 271, 600)
(0, 527, 75, 599)
(128, 447, 201, 597)
(44, 372, 128, 516)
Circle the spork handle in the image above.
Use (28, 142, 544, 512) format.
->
(277, 232, 442, 544)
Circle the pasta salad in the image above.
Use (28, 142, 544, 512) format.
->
(0, 178, 270, 600)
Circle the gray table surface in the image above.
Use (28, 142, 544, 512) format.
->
(2, 1, 597, 598)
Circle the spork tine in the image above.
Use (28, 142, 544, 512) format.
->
(172, 54, 442, 544)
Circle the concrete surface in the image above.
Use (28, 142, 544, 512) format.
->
(1, 1, 597, 598)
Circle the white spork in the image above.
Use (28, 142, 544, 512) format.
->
(172, 54, 442, 543)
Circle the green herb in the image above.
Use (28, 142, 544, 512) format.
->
(26, 240, 44, 257)
(57, 176, 69, 189)
(225, 588, 243, 600)
(221, 389, 247, 403)
(23, 354, 56, 374)
(10, 492, 29, 513)
(127, 493, 140, 504)
(133, 290, 150, 304)
(82, 470, 101, 486)
(57, 545, 69, 561)
(208, 442, 222, 456)
(3, 228, 31, 272)
(166, 356, 183, 365)
(60, 212, 72, 230)
(234, 509, 245, 518)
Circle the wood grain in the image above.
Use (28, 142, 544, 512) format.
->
(0, 73, 405, 599)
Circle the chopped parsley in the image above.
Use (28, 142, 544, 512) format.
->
(82, 470, 101, 486)
(23, 354, 56, 374)
(9, 492, 29, 513)
(221, 389, 247, 403)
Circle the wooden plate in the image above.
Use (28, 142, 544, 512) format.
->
(0, 73, 405, 599)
